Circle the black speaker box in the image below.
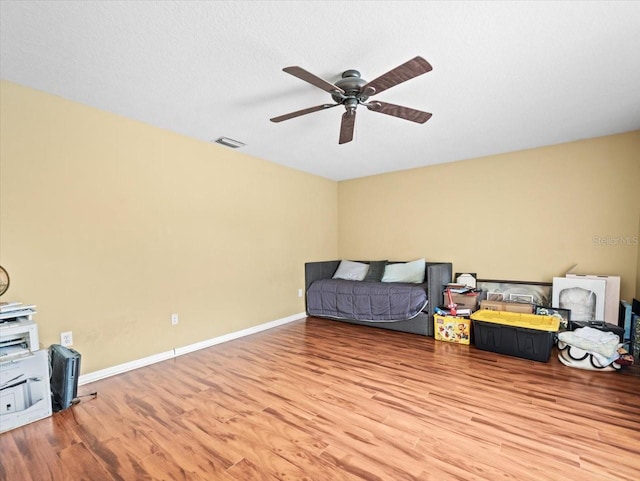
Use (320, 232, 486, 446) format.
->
(49, 344, 81, 412)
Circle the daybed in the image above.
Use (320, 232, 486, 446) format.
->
(305, 260, 453, 336)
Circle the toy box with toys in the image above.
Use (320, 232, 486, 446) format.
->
(434, 314, 471, 345)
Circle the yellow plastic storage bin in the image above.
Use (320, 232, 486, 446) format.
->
(470, 310, 560, 362)
(470, 310, 560, 331)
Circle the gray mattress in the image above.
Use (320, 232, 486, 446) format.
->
(306, 278, 429, 322)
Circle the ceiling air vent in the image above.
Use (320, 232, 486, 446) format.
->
(213, 137, 245, 148)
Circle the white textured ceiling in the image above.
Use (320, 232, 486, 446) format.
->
(1, 1, 639, 181)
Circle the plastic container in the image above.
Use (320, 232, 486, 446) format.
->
(470, 310, 560, 362)
(434, 315, 471, 345)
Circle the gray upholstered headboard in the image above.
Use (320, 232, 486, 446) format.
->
(304, 260, 451, 291)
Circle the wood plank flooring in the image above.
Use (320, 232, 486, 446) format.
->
(1, 317, 639, 480)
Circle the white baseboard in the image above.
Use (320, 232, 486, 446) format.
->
(78, 350, 175, 386)
(78, 312, 306, 386)
(173, 312, 306, 357)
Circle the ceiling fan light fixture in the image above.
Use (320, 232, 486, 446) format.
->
(213, 137, 246, 149)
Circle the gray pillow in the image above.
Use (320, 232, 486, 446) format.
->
(363, 260, 388, 282)
(332, 260, 369, 281)
(382, 258, 426, 283)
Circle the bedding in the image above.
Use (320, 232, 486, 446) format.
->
(307, 278, 428, 321)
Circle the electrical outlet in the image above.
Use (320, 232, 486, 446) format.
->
(171, 313, 179, 325)
(298, 288, 303, 298)
(60, 331, 73, 347)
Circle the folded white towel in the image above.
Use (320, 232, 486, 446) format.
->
(557, 327, 620, 358)
(576, 326, 617, 343)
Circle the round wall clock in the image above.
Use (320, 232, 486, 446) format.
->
(0, 266, 9, 296)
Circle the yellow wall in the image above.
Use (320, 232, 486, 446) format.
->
(2, 80, 639, 377)
(338, 131, 640, 301)
(0, 81, 338, 374)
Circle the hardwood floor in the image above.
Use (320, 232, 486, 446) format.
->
(2, 317, 639, 481)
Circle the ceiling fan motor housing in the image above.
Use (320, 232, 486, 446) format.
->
(332, 69, 370, 104)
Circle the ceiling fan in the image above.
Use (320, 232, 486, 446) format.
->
(270, 56, 433, 144)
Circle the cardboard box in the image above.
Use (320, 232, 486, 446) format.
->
(479, 300, 533, 314)
(480, 300, 504, 311)
(443, 292, 479, 310)
(434, 315, 471, 345)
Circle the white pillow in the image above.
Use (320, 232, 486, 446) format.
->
(332, 260, 369, 281)
(381, 258, 426, 283)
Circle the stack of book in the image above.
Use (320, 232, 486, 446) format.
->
(0, 302, 37, 322)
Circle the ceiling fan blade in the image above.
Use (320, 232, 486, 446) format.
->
(361, 56, 432, 97)
(339, 110, 356, 144)
(283, 66, 345, 95)
(270, 103, 339, 123)
(366, 101, 432, 124)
